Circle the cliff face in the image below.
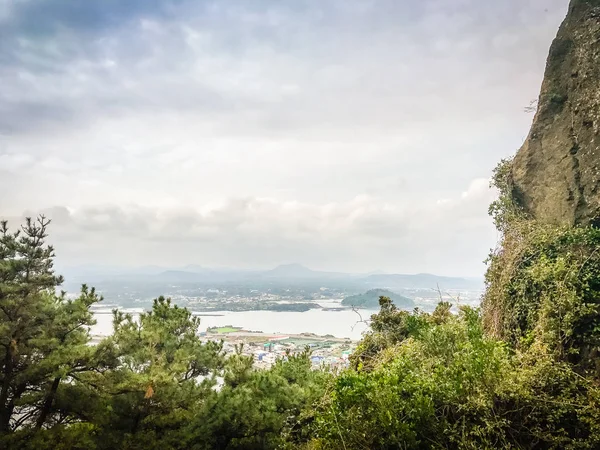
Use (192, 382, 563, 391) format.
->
(512, 0, 600, 226)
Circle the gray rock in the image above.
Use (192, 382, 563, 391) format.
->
(512, 0, 600, 226)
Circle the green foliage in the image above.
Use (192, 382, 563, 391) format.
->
(187, 348, 330, 450)
(487, 158, 524, 231)
(319, 152, 600, 448)
(483, 159, 600, 375)
(313, 305, 600, 449)
(82, 296, 225, 449)
(0, 217, 102, 433)
(485, 223, 600, 373)
(2, 423, 98, 450)
(349, 296, 432, 371)
(4, 211, 600, 450)
(0, 217, 334, 450)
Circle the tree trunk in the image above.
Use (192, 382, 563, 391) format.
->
(35, 376, 61, 429)
(0, 346, 14, 432)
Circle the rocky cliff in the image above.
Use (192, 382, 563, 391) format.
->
(512, 0, 600, 226)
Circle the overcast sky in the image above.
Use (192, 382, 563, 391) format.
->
(0, 0, 569, 276)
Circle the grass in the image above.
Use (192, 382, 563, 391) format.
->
(209, 326, 240, 334)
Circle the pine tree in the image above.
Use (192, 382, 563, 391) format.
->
(0, 217, 101, 432)
(89, 297, 225, 447)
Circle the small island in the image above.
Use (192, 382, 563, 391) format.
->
(342, 288, 414, 309)
(194, 301, 320, 313)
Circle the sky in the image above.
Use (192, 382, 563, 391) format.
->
(0, 0, 570, 276)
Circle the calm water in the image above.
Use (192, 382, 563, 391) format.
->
(91, 299, 379, 340)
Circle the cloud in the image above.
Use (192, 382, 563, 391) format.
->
(4, 178, 497, 276)
(0, 0, 568, 135)
(0, 0, 569, 275)
(0, 152, 35, 171)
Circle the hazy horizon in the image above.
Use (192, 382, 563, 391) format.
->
(56, 261, 485, 280)
(0, 0, 571, 277)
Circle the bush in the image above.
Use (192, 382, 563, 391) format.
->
(312, 305, 600, 449)
(483, 160, 600, 375)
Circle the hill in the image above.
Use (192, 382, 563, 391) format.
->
(342, 289, 414, 309)
(264, 263, 318, 278)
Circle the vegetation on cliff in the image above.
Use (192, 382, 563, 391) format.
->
(314, 299, 600, 449)
(483, 158, 600, 377)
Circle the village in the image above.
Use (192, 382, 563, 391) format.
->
(202, 326, 357, 370)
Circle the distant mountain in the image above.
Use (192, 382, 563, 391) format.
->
(265, 264, 317, 278)
(59, 262, 483, 291)
(366, 270, 387, 275)
(342, 289, 414, 309)
(181, 264, 207, 273)
(363, 273, 483, 290)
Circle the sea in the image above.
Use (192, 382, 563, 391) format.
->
(90, 299, 382, 341)
(89, 298, 453, 341)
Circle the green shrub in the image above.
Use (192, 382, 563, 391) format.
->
(313, 306, 600, 449)
(483, 160, 600, 375)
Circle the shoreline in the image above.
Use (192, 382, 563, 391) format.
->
(90, 329, 357, 345)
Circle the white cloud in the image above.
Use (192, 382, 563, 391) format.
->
(0, 152, 34, 171)
(0, 0, 569, 275)
(4, 177, 497, 276)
